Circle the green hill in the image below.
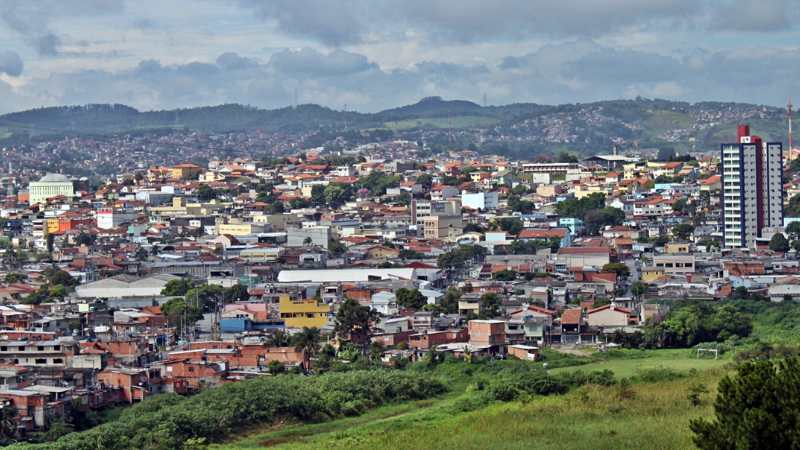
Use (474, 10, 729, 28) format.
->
(0, 97, 793, 154)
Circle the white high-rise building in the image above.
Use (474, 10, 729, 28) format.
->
(721, 125, 783, 248)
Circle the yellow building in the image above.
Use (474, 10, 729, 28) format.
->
(279, 295, 330, 329)
(170, 163, 203, 180)
(46, 218, 61, 235)
(641, 267, 666, 283)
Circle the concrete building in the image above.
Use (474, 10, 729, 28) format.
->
(721, 124, 783, 248)
(28, 173, 74, 205)
(278, 295, 330, 329)
(461, 191, 499, 211)
(652, 254, 696, 275)
(75, 274, 180, 299)
(287, 226, 330, 248)
(422, 215, 463, 241)
(97, 208, 138, 230)
(411, 199, 461, 225)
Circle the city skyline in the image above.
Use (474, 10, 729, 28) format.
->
(0, 0, 798, 113)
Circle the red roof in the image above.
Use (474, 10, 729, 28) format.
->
(518, 228, 567, 239)
(558, 246, 610, 255)
(561, 308, 583, 325)
(587, 304, 632, 315)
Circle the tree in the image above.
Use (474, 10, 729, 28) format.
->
(437, 245, 486, 270)
(416, 174, 433, 190)
(556, 151, 578, 163)
(161, 278, 195, 297)
(395, 288, 426, 310)
(0, 405, 16, 445)
(43, 267, 78, 287)
(788, 194, 800, 216)
(657, 146, 676, 161)
(555, 193, 606, 219)
(328, 239, 347, 256)
(292, 327, 321, 371)
(507, 195, 535, 214)
(691, 358, 800, 449)
(769, 233, 790, 253)
(672, 198, 688, 214)
(583, 207, 624, 235)
(224, 284, 250, 303)
(631, 282, 648, 300)
(440, 288, 461, 314)
(672, 223, 695, 241)
(267, 329, 291, 347)
(398, 249, 424, 260)
(602, 262, 630, 278)
(4, 272, 26, 284)
(493, 269, 517, 281)
(267, 360, 286, 375)
(161, 297, 203, 335)
(196, 184, 217, 202)
(493, 217, 523, 235)
(479, 293, 503, 319)
(334, 298, 378, 353)
(75, 232, 95, 247)
(786, 221, 800, 241)
(309, 184, 326, 206)
(323, 183, 353, 208)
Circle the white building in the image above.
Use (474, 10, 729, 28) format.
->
(97, 209, 138, 230)
(461, 191, 499, 211)
(28, 173, 74, 205)
(721, 125, 783, 248)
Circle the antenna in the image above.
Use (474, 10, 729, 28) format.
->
(294, 87, 299, 109)
(482, 93, 487, 107)
(788, 98, 794, 154)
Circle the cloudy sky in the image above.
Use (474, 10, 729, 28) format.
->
(0, 0, 798, 113)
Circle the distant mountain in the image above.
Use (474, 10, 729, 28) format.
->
(0, 97, 792, 154)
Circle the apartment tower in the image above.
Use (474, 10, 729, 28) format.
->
(720, 125, 783, 248)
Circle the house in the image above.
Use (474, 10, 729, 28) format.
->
(555, 247, 612, 271)
(586, 304, 635, 328)
(371, 291, 398, 316)
(278, 295, 330, 329)
(97, 367, 159, 403)
(508, 344, 540, 361)
(468, 320, 506, 355)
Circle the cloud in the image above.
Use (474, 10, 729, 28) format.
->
(711, 0, 796, 31)
(269, 48, 376, 77)
(0, 51, 23, 77)
(3, 41, 800, 115)
(0, 0, 125, 56)
(239, 0, 699, 45)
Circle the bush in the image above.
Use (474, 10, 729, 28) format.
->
(632, 367, 685, 383)
(13, 370, 446, 450)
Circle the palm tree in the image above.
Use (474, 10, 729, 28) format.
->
(292, 327, 321, 372)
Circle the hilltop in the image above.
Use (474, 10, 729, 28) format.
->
(0, 97, 792, 154)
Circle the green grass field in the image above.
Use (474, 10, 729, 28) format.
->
(216, 349, 730, 450)
(383, 116, 499, 130)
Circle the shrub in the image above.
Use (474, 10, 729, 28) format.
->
(12, 370, 446, 450)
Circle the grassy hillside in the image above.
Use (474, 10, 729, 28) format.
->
(217, 350, 728, 450)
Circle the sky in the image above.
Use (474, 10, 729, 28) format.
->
(0, 0, 798, 113)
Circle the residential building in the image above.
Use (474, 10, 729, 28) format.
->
(721, 124, 783, 248)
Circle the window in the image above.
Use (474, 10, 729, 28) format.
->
(35, 358, 46, 364)
(53, 358, 63, 364)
